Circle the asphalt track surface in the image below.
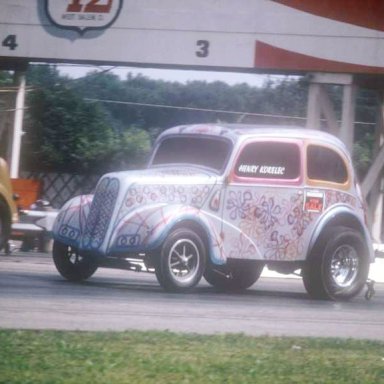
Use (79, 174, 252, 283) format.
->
(0, 252, 383, 341)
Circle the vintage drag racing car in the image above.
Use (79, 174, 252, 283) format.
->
(52, 124, 374, 300)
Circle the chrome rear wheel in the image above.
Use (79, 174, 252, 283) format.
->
(329, 244, 359, 288)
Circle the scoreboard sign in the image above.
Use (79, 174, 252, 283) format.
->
(1, 0, 384, 74)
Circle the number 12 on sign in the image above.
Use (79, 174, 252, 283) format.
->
(66, 0, 113, 13)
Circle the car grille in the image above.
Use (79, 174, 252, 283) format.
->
(82, 177, 119, 250)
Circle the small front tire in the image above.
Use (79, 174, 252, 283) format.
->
(52, 240, 98, 282)
(155, 228, 206, 292)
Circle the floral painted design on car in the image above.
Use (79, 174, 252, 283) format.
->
(52, 124, 374, 301)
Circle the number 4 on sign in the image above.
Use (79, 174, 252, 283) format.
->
(2, 35, 18, 50)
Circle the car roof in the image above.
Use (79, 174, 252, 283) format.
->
(158, 123, 349, 153)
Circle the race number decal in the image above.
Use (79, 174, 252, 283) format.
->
(44, 0, 123, 34)
(304, 191, 324, 213)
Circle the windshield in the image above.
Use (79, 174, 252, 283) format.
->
(150, 136, 232, 173)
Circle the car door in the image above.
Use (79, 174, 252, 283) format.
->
(221, 139, 310, 261)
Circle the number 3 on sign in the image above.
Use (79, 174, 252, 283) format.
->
(2, 35, 18, 50)
(196, 40, 209, 58)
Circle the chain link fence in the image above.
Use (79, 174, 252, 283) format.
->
(21, 172, 101, 209)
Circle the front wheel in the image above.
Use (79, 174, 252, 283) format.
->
(155, 228, 206, 292)
(302, 227, 369, 301)
(52, 240, 98, 282)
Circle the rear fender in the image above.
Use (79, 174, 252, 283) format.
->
(308, 205, 374, 263)
(52, 195, 93, 248)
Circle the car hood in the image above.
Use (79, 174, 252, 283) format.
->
(90, 166, 221, 220)
(104, 166, 220, 186)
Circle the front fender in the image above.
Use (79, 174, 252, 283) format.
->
(52, 194, 93, 248)
(107, 204, 225, 263)
(308, 205, 374, 263)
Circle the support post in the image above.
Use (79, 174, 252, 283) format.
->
(306, 73, 355, 152)
(340, 83, 357, 153)
(306, 82, 321, 130)
(10, 71, 26, 179)
(317, 85, 340, 135)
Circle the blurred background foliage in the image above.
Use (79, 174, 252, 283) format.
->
(0, 65, 377, 175)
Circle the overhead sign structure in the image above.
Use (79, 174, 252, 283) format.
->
(1, 0, 384, 74)
(44, 0, 123, 35)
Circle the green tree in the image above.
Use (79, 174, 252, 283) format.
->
(24, 66, 151, 173)
(0, 71, 12, 85)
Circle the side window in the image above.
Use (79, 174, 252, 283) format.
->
(307, 145, 348, 184)
(235, 142, 300, 179)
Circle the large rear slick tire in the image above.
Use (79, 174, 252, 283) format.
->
(302, 227, 369, 301)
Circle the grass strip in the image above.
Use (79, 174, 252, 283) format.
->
(0, 330, 383, 383)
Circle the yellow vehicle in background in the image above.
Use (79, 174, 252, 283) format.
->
(0, 157, 17, 251)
